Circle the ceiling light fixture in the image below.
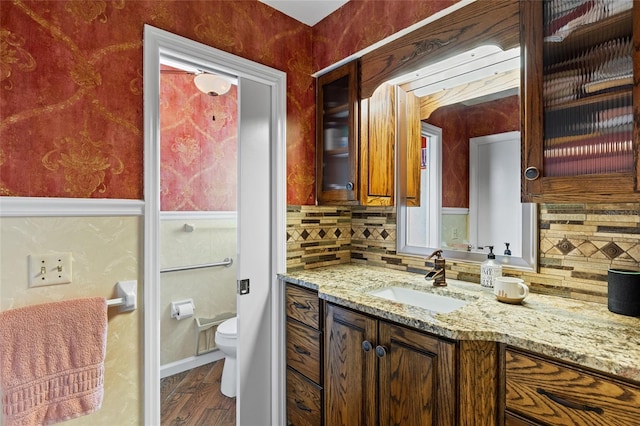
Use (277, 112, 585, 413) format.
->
(194, 73, 232, 96)
(387, 45, 521, 98)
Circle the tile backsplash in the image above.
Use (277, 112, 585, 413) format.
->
(286, 203, 640, 304)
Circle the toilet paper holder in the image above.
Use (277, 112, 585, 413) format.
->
(171, 299, 195, 320)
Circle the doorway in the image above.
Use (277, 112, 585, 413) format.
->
(143, 26, 287, 425)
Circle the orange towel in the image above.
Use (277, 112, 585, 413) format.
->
(0, 297, 107, 426)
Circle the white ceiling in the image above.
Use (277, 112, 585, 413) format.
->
(259, 0, 349, 26)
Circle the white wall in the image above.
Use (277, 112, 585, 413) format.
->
(159, 215, 237, 365)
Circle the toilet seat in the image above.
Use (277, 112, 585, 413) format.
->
(216, 317, 237, 339)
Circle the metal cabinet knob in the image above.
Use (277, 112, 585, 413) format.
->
(375, 345, 388, 358)
(346, 181, 354, 190)
(524, 166, 540, 181)
(362, 340, 373, 352)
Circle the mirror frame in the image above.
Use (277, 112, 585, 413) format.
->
(359, 0, 538, 270)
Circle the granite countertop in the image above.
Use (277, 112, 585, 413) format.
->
(280, 264, 640, 383)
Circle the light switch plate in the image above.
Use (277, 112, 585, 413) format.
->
(28, 252, 73, 287)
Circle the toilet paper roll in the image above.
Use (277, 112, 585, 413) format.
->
(175, 303, 194, 320)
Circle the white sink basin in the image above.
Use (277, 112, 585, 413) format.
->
(367, 286, 470, 314)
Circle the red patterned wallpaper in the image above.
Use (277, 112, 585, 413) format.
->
(1, 0, 315, 203)
(1, 0, 458, 205)
(312, 0, 457, 71)
(160, 69, 237, 211)
(427, 95, 520, 208)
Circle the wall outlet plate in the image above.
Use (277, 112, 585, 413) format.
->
(28, 252, 73, 287)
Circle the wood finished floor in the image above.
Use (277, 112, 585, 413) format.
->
(161, 360, 236, 426)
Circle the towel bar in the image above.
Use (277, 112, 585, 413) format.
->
(107, 280, 137, 312)
(160, 257, 233, 273)
(107, 297, 127, 307)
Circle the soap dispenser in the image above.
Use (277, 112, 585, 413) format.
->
(481, 245, 502, 288)
(504, 242, 511, 256)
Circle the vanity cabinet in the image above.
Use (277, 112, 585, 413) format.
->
(504, 348, 640, 426)
(521, 0, 640, 202)
(316, 61, 359, 205)
(285, 284, 324, 426)
(324, 303, 457, 425)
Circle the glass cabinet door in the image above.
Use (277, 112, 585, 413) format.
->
(522, 0, 638, 201)
(316, 61, 359, 204)
(542, 1, 634, 179)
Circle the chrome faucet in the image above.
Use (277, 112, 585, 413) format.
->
(425, 249, 446, 286)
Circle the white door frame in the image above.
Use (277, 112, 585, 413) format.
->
(143, 25, 286, 425)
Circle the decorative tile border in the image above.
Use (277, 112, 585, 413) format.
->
(286, 206, 351, 271)
(287, 203, 640, 304)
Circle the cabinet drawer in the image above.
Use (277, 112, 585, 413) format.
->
(505, 411, 538, 426)
(286, 284, 321, 329)
(287, 367, 322, 426)
(505, 349, 640, 426)
(287, 319, 321, 383)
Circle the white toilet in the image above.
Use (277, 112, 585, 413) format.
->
(214, 316, 237, 398)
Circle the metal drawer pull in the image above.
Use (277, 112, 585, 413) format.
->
(293, 344, 311, 356)
(536, 388, 604, 414)
(295, 399, 313, 412)
(292, 301, 311, 310)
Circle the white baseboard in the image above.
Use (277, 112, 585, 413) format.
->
(160, 350, 225, 379)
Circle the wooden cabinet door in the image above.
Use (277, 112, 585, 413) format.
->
(397, 86, 422, 207)
(378, 322, 456, 426)
(324, 304, 377, 425)
(360, 83, 395, 206)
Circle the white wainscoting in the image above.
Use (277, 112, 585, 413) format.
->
(0, 197, 144, 217)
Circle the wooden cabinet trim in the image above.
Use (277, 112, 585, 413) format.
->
(458, 340, 500, 425)
(520, 0, 544, 201)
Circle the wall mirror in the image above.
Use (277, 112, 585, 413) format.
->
(394, 46, 537, 270)
(359, 0, 537, 270)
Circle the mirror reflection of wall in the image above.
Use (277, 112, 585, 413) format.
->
(405, 123, 441, 252)
(469, 131, 522, 258)
(426, 95, 521, 251)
